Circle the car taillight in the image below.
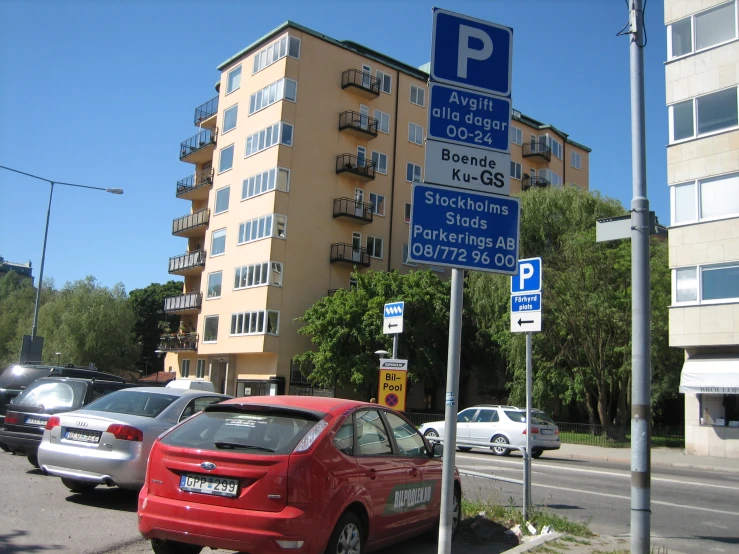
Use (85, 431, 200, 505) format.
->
(5, 412, 20, 425)
(293, 419, 329, 453)
(555, 428, 559, 435)
(45, 416, 60, 430)
(522, 427, 540, 435)
(107, 424, 143, 442)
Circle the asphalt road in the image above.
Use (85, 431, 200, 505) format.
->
(1, 448, 737, 554)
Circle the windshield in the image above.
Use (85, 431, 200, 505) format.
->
(0, 366, 50, 390)
(504, 410, 556, 426)
(13, 379, 87, 410)
(84, 390, 178, 418)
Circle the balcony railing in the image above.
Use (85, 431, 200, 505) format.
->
(522, 175, 551, 191)
(330, 243, 371, 267)
(176, 168, 214, 198)
(339, 111, 378, 137)
(341, 68, 381, 97)
(194, 95, 219, 126)
(158, 333, 199, 352)
(172, 208, 210, 235)
(335, 154, 376, 181)
(333, 197, 373, 223)
(180, 128, 217, 160)
(168, 250, 206, 274)
(163, 292, 202, 313)
(522, 140, 552, 161)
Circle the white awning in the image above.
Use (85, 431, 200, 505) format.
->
(679, 357, 739, 394)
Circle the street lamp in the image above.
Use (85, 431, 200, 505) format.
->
(0, 165, 123, 357)
(154, 350, 165, 383)
(374, 350, 389, 357)
(55, 352, 62, 365)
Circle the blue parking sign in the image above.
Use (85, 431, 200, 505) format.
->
(511, 257, 542, 293)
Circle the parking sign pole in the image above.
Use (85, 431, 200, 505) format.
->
(392, 334, 398, 358)
(438, 268, 463, 554)
(524, 331, 532, 521)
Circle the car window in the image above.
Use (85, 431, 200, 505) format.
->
(0, 366, 50, 389)
(179, 396, 226, 422)
(84, 390, 179, 418)
(333, 417, 354, 456)
(475, 409, 499, 423)
(457, 408, 477, 423)
(356, 409, 392, 456)
(504, 410, 526, 423)
(532, 412, 555, 426)
(90, 383, 124, 402)
(12, 379, 87, 410)
(384, 412, 428, 457)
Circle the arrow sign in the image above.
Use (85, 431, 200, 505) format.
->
(383, 301, 405, 335)
(518, 318, 534, 326)
(511, 311, 541, 333)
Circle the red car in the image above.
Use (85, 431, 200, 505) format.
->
(138, 396, 461, 554)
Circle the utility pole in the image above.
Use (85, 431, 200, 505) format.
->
(523, 331, 532, 521)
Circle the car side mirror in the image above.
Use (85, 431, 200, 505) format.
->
(430, 442, 444, 458)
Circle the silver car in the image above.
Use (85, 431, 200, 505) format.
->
(38, 387, 229, 493)
(418, 405, 560, 458)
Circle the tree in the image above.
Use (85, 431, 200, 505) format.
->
(129, 281, 183, 372)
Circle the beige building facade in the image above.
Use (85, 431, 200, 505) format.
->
(159, 21, 591, 407)
(665, 0, 739, 457)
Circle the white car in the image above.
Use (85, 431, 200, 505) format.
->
(418, 405, 560, 458)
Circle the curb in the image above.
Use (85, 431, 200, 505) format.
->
(552, 453, 739, 473)
(503, 532, 563, 553)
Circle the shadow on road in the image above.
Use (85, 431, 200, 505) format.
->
(695, 536, 739, 545)
(26, 468, 44, 476)
(544, 504, 584, 510)
(65, 488, 138, 512)
(0, 530, 63, 552)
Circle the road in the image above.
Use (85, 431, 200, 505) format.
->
(1, 448, 737, 554)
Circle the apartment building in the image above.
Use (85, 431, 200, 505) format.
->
(159, 21, 591, 404)
(665, 0, 739, 457)
(0, 256, 33, 284)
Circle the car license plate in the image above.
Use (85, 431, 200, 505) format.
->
(180, 473, 239, 497)
(541, 429, 553, 435)
(64, 429, 102, 444)
(25, 417, 48, 426)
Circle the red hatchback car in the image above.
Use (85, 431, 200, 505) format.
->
(138, 396, 461, 554)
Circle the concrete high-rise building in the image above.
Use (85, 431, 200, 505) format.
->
(665, 0, 739, 456)
(159, 21, 591, 405)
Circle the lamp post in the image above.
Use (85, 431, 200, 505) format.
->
(55, 352, 62, 365)
(0, 165, 123, 350)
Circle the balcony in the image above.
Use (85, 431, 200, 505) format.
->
(338, 111, 378, 139)
(522, 140, 551, 162)
(163, 292, 202, 314)
(176, 168, 214, 200)
(336, 154, 376, 182)
(172, 208, 209, 237)
(180, 128, 217, 164)
(158, 333, 199, 352)
(330, 243, 371, 267)
(522, 175, 551, 191)
(168, 249, 206, 276)
(341, 68, 380, 98)
(333, 197, 373, 223)
(194, 95, 219, 127)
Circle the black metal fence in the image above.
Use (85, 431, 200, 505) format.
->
(329, 243, 371, 267)
(522, 175, 551, 191)
(335, 154, 376, 180)
(522, 140, 551, 161)
(180, 128, 217, 159)
(339, 111, 378, 136)
(176, 168, 214, 196)
(194, 95, 219, 125)
(341, 68, 380, 95)
(333, 197, 373, 222)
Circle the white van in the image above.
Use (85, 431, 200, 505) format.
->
(165, 380, 215, 392)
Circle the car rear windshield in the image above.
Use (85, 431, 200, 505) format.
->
(84, 390, 179, 418)
(12, 379, 88, 411)
(0, 366, 50, 390)
(161, 410, 314, 455)
(504, 410, 556, 426)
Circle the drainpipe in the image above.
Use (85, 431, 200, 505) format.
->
(387, 69, 401, 271)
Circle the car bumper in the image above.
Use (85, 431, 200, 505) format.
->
(0, 430, 41, 455)
(138, 492, 326, 554)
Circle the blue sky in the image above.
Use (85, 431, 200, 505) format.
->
(0, 0, 669, 292)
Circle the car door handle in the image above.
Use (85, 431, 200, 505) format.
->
(366, 468, 377, 480)
(409, 468, 419, 478)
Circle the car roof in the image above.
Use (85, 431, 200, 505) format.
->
(105, 386, 227, 397)
(219, 395, 369, 414)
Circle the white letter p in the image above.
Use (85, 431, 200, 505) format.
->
(457, 25, 493, 79)
(518, 263, 534, 290)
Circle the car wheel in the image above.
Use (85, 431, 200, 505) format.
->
(457, 447, 472, 452)
(490, 435, 510, 456)
(452, 486, 462, 538)
(424, 429, 439, 439)
(61, 478, 98, 494)
(27, 455, 39, 468)
(151, 539, 203, 554)
(531, 448, 543, 459)
(325, 511, 363, 554)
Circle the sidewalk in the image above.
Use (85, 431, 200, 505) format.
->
(547, 442, 739, 472)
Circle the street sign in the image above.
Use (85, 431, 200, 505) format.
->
(511, 257, 542, 333)
(510, 311, 542, 333)
(380, 358, 408, 370)
(511, 257, 542, 293)
(430, 8, 513, 96)
(407, 182, 520, 273)
(425, 139, 510, 196)
(378, 361, 408, 411)
(511, 292, 541, 312)
(428, 83, 511, 152)
(383, 301, 404, 334)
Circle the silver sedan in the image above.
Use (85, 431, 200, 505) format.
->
(38, 387, 229, 493)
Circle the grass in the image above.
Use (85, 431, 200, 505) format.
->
(559, 431, 683, 449)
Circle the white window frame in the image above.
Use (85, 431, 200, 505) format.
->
(510, 161, 522, 180)
(248, 78, 298, 115)
(545, 134, 563, 159)
(233, 261, 282, 290)
(669, 86, 739, 144)
(406, 162, 422, 182)
(511, 126, 523, 145)
(373, 109, 390, 134)
(210, 228, 226, 257)
(222, 104, 238, 134)
(218, 144, 235, 174)
(571, 151, 582, 170)
(214, 186, 230, 215)
(408, 122, 424, 145)
(376, 70, 392, 94)
(245, 122, 294, 157)
(670, 172, 739, 225)
(371, 151, 388, 174)
(409, 84, 425, 107)
(230, 310, 280, 336)
(366, 236, 384, 259)
(667, 1, 738, 61)
(203, 315, 219, 343)
(237, 213, 287, 245)
(672, 262, 739, 305)
(181, 359, 190, 378)
(226, 65, 242, 95)
(206, 271, 223, 299)
(252, 34, 300, 74)
(242, 167, 290, 201)
(369, 192, 385, 216)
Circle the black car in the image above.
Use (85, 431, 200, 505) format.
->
(0, 376, 134, 467)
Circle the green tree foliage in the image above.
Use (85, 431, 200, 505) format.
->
(129, 281, 183, 371)
(0, 272, 47, 366)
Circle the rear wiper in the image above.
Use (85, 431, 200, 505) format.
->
(214, 441, 274, 452)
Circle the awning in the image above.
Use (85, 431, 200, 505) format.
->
(679, 357, 739, 394)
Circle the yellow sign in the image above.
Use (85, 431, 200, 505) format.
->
(378, 369, 408, 411)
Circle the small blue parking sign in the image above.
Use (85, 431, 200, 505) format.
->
(511, 257, 542, 294)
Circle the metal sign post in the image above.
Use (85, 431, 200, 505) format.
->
(524, 331, 532, 520)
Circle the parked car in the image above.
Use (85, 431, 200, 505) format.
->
(38, 387, 230, 493)
(165, 380, 215, 392)
(138, 396, 461, 554)
(0, 376, 131, 466)
(419, 405, 560, 458)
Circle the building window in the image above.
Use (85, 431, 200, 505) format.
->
(245, 122, 294, 157)
(207, 271, 222, 299)
(215, 186, 230, 214)
(181, 359, 190, 378)
(218, 145, 234, 173)
(571, 151, 582, 170)
(371, 151, 388, 174)
(404, 203, 411, 223)
(670, 87, 739, 142)
(699, 393, 739, 427)
(373, 109, 390, 134)
(511, 126, 523, 145)
(669, 2, 737, 59)
(510, 161, 522, 180)
(203, 316, 219, 343)
(226, 65, 241, 94)
(539, 168, 561, 185)
(406, 162, 422, 182)
(230, 310, 280, 336)
(544, 135, 563, 159)
(210, 228, 226, 257)
(376, 70, 392, 94)
(242, 167, 290, 200)
(195, 359, 206, 379)
(252, 34, 300, 74)
(408, 122, 424, 145)
(410, 84, 425, 107)
(673, 263, 739, 304)
(369, 193, 385, 216)
(671, 173, 739, 225)
(402, 243, 417, 266)
(238, 214, 287, 244)
(234, 261, 282, 289)
(223, 105, 238, 133)
(249, 78, 298, 114)
(366, 236, 384, 259)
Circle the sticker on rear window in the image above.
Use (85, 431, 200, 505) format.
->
(224, 414, 268, 428)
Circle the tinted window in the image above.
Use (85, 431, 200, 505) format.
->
(13, 379, 87, 410)
(504, 410, 526, 423)
(356, 409, 392, 456)
(333, 418, 354, 456)
(533, 411, 556, 425)
(179, 396, 226, 422)
(385, 412, 428, 457)
(0, 366, 49, 389)
(476, 409, 499, 423)
(457, 409, 476, 423)
(84, 390, 179, 418)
